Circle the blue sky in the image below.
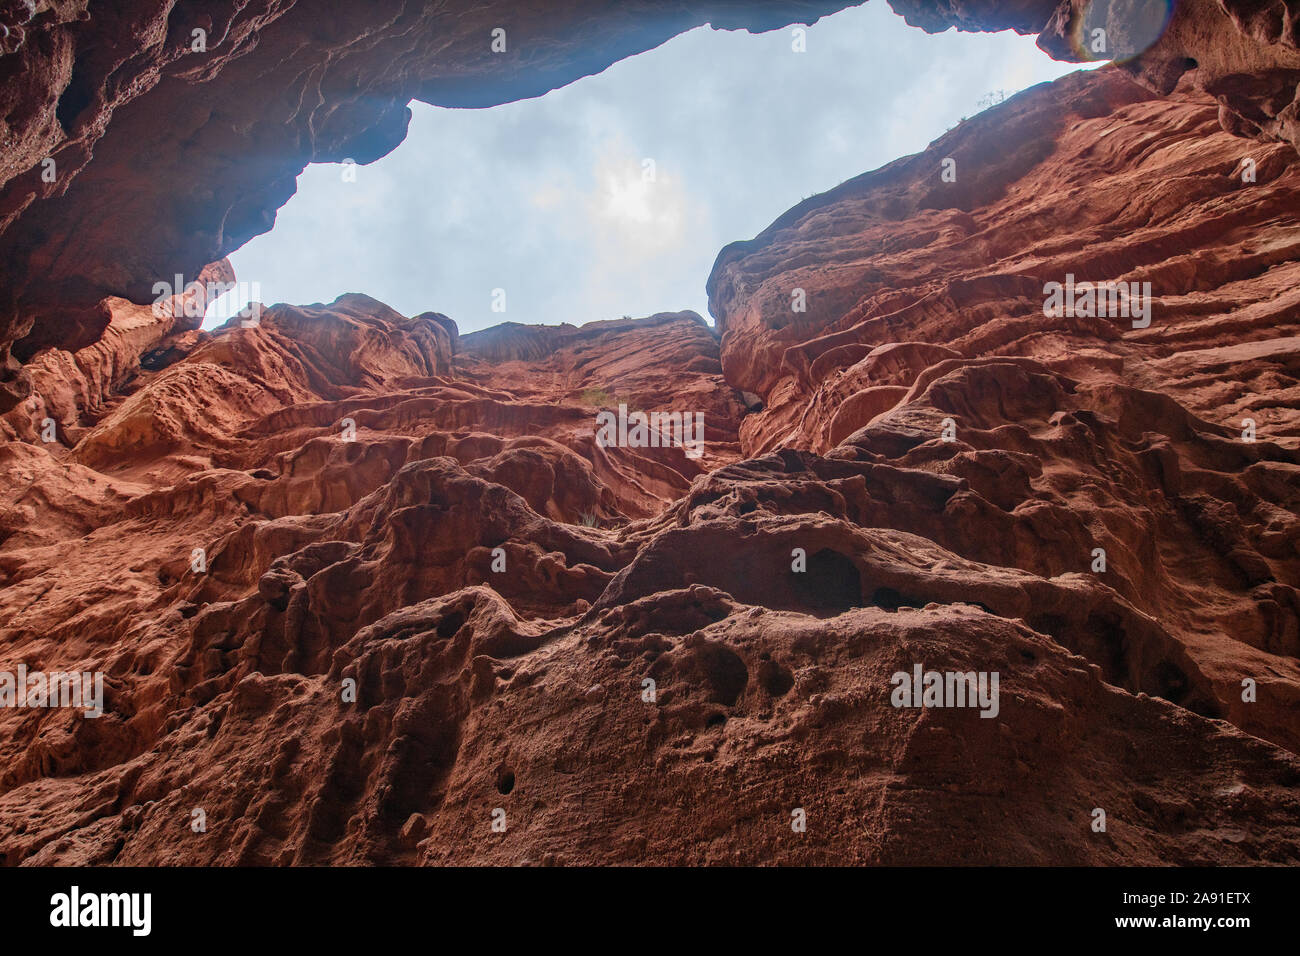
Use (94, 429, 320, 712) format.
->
(206, 2, 1086, 333)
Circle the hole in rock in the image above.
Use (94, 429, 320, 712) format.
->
(436, 611, 466, 639)
(757, 659, 795, 697)
(54, 73, 93, 133)
(1026, 614, 1067, 642)
(139, 348, 174, 371)
(1153, 661, 1189, 705)
(693, 644, 750, 707)
(1152, 661, 1221, 719)
(791, 549, 863, 613)
(1183, 695, 1222, 719)
(496, 768, 516, 795)
(1084, 613, 1132, 686)
(203, 5, 1085, 332)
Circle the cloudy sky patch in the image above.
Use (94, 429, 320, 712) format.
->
(207, 3, 1086, 333)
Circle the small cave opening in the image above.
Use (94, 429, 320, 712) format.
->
(437, 610, 467, 639)
(1153, 660, 1190, 706)
(791, 548, 863, 613)
(1150, 660, 1221, 719)
(495, 767, 516, 795)
(699, 644, 750, 707)
(54, 72, 94, 134)
(757, 658, 795, 697)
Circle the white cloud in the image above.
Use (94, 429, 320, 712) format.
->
(208, 3, 1083, 333)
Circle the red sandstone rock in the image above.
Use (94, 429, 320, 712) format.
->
(1, 10, 1299, 869)
(2, 0, 1300, 410)
(710, 68, 1300, 455)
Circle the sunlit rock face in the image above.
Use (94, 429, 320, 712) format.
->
(1, 0, 1298, 408)
(1, 3, 1299, 866)
(708, 67, 1300, 456)
(2, 73, 1298, 865)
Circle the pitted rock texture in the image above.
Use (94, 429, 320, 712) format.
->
(704, 64, 1300, 757)
(2, 33, 1300, 866)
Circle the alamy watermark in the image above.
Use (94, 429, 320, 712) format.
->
(0, 665, 104, 718)
(1043, 273, 1151, 328)
(890, 664, 999, 718)
(49, 886, 150, 936)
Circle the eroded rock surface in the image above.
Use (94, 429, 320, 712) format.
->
(3, 0, 1300, 408)
(1, 25, 1298, 866)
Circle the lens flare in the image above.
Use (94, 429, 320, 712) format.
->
(1070, 0, 1175, 62)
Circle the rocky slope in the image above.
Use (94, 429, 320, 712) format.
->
(1, 51, 1298, 864)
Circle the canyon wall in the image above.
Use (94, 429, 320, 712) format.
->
(3, 0, 1300, 411)
(1, 49, 1297, 863)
